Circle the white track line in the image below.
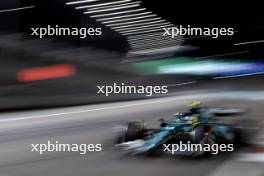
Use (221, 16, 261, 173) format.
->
(0, 98, 186, 122)
(1, 91, 264, 122)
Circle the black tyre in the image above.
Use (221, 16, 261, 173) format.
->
(192, 126, 206, 144)
(191, 126, 217, 156)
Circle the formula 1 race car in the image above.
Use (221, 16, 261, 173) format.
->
(114, 104, 256, 156)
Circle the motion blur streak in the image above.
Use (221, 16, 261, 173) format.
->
(131, 57, 264, 78)
(66, 0, 99, 5)
(17, 64, 76, 83)
(0, 6, 35, 13)
(233, 40, 264, 46)
(76, 0, 132, 9)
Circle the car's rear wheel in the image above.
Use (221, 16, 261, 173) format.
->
(191, 126, 217, 156)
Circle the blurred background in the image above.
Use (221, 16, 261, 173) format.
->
(0, 0, 263, 110)
(0, 0, 263, 176)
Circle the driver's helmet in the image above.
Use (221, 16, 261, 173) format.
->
(188, 100, 202, 109)
(188, 100, 202, 115)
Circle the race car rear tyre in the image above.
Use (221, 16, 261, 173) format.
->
(192, 126, 205, 144)
(191, 126, 217, 156)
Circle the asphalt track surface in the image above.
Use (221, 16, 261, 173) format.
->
(0, 91, 263, 176)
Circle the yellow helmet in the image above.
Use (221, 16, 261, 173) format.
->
(188, 100, 202, 108)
